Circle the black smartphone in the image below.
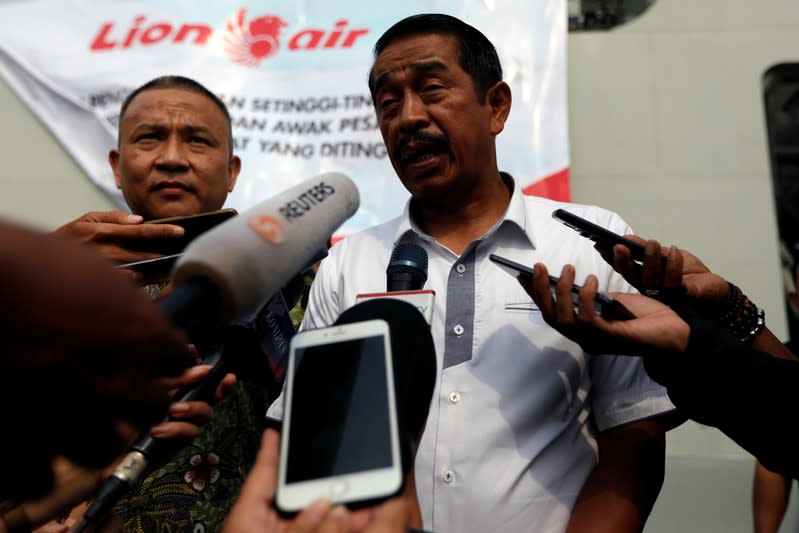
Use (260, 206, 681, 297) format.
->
(125, 208, 238, 255)
(488, 253, 635, 320)
(115, 253, 181, 279)
(551, 208, 655, 264)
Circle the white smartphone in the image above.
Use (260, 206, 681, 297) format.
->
(275, 319, 403, 515)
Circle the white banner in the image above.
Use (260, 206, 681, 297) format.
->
(0, 0, 568, 234)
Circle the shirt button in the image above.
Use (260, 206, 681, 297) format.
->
(453, 324, 464, 336)
(448, 391, 461, 404)
(442, 470, 455, 483)
(456, 263, 466, 274)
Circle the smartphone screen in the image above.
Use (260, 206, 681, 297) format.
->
(285, 334, 393, 482)
(277, 321, 402, 514)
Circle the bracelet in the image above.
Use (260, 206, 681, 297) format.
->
(0, 505, 31, 533)
(718, 282, 766, 343)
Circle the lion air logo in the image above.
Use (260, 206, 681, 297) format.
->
(249, 215, 286, 244)
(223, 9, 287, 67)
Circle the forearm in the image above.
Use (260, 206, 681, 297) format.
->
(753, 460, 791, 533)
(565, 420, 665, 533)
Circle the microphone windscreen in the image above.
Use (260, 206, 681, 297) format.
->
(174, 173, 359, 322)
(333, 298, 436, 461)
(386, 242, 428, 292)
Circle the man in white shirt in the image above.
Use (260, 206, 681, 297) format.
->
(270, 13, 676, 533)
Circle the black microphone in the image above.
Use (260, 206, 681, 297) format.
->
(386, 242, 428, 292)
(334, 298, 436, 478)
(74, 173, 359, 533)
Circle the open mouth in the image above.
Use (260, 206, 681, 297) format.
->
(395, 133, 449, 165)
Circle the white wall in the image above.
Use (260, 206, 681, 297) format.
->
(568, 1, 799, 531)
(1, 0, 798, 530)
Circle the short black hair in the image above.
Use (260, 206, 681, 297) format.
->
(118, 75, 233, 155)
(368, 13, 503, 103)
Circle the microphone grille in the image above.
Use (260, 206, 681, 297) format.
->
(387, 242, 428, 275)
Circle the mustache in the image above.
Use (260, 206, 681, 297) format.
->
(394, 131, 449, 162)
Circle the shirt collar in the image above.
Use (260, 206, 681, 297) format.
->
(389, 172, 536, 250)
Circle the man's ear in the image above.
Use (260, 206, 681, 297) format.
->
(227, 155, 242, 192)
(487, 81, 512, 136)
(109, 149, 122, 189)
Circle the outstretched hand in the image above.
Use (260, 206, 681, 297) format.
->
(54, 211, 184, 280)
(595, 237, 729, 307)
(518, 263, 691, 356)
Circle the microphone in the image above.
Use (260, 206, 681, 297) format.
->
(356, 243, 434, 325)
(386, 242, 428, 292)
(75, 173, 359, 532)
(333, 298, 437, 481)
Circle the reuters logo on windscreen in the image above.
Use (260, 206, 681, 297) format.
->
(249, 215, 285, 244)
(89, 9, 370, 67)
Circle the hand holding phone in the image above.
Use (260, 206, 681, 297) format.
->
(276, 319, 403, 515)
(489, 254, 635, 321)
(124, 208, 238, 255)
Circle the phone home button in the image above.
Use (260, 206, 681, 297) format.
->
(329, 481, 348, 498)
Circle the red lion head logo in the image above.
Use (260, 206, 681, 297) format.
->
(223, 9, 288, 66)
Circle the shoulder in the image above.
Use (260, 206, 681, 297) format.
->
(325, 215, 404, 266)
(522, 194, 632, 234)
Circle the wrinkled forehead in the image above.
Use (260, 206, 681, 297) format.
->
(370, 33, 460, 88)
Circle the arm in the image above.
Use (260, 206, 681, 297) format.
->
(753, 460, 792, 533)
(566, 419, 666, 533)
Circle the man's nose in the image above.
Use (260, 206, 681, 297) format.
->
(399, 93, 430, 132)
(155, 135, 189, 170)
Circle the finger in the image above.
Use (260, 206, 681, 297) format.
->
(576, 275, 600, 324)
(116, 267, 144, 284)
(612, 244, 637, 282)
(85, 211, 144, 225)
(528, 263, 556, 321)
(286, 499, 336, 533)
(555, 265, 577, 324)
(94, 222, 185, 241)
(238, 429, 280, 505)
(161, 365, 213, 391)
(168, 400, 214, 423)
(150, 419, 201, 440)
(315, 506, 351, 533)
(215, 373, 238, 402)
(663, 245, 684, 291)
(640, 240, 663, 290)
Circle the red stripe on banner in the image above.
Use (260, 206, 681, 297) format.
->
(522, 167, 570, 202)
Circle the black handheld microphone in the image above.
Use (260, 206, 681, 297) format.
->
(74, 173, 359, 533)
(386, 242, 428, 292)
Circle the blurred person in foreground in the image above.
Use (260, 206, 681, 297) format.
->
(0, 220, 195, 529)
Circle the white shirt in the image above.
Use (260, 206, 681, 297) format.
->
(268, 178, 675, 533)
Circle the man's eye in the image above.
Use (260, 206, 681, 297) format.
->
(423, 84, 444, 92)
(379, 97, 399, 110)
(135, 133, 159, 141)
(189, 136, 210, 145)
